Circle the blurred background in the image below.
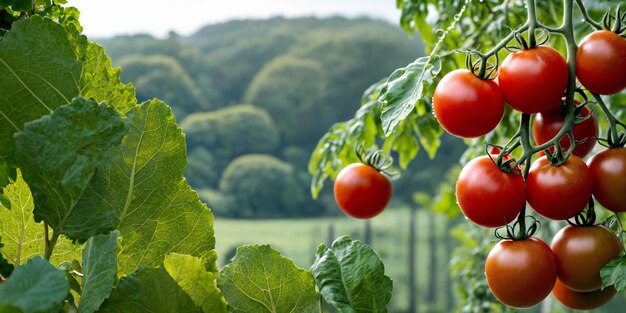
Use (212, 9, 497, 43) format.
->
(66, 1, 625, 312)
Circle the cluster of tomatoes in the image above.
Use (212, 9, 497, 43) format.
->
(433, 28, 626, 310)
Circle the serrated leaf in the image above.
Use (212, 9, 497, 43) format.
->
(0, 171, 81, 266)
(601, 255, 626, 291)
(0, 16, 135, 165)
(99, 263, 202, 313)
(0, 257, 69, 313)
(80, 231, 119, 313)
(218, 245, 319, 313)
(14, 97, 127, 241)
(82, 99, 217, 274)
(311, 236, 393, 313)
(379, 56, 441, 136)
(164, 253, 227, 313)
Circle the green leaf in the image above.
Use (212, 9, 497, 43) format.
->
(14, 97, 127, 241)
(601, 255, 626, 292)
(99, 263, 203, 313)
(218, 245, 319, 313)
(379, 56, 441, 136)
(0, 257, 69, 313)
(0, 16, 135, 165)
(0, 171, 81, 266)
(82, 99, 217, 274)
(80, 231, 119, 313)
(415, 108, 443, 159)
(310, 236, 393, 313)
(163, 253, 227, 313)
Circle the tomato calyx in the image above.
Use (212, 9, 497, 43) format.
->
(506, 29, 550, 52)
(485, 144, 521, 174)
(602, 5, 625, 34)
(464, 51, 498, 80)
(495, 215, 541, 241)
(354, 145, 395, 176)
(568, 199, 597, 227)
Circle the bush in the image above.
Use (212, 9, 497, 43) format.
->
(186, 147, 219, 188)
(218, 154, 310, 218)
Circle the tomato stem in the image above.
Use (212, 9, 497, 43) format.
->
(526, 0, 538, 48)
(593, 93, 626, 147)
(575, 0, 603, 30)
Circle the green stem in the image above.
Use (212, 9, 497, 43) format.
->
(43, 224, 59, 261)
(575, 0, 603, 30)
(593, 93, 626, 146)
(526, 0, 538, 47)
(319, 296, 324, 313)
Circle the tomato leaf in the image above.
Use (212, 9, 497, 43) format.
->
(79, 231, 119, 313)
(601, 255, 626, 292)
(163, 253, 227, 313)
(0, 257, 69, 312)
(379, 56, 441, 136)
(218, 245, 319, 313)
(310, 236, 393, 313)
(14, 97, 127, 242)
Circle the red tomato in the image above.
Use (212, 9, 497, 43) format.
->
(432, 69, 504, 138)
(485, 238, 557, 308)
(576, 30, 626, 95)
(333, 163, 392, 219)
(551, 225, 622, 292)
(455, 155, 525, 227)
(526, 155, 593, 220)
(588, 148, 626, 212)
(498, 46, 568, 114)
(552, 279, 616, 310)
(533, 105, 598, 158)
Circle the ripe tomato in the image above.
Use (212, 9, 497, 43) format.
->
(588, 148, 626, 212)
(551, 225, 622, 292)
(432, 69, 504, 138)
(552, 279, 616, 310)
(485, 238, 557, 308)
(456, 155, 525, 227)
(526, 155, 593, 220)
(533, 105, 598, 158)
(498, 46, 568, 114)
(576, 30, 626, 95)
(333, 163, 392, 219)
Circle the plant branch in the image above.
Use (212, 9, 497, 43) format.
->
(575, 0, 603, 30)
(593, 93, 626, 146)
(527, 0, 538, 47)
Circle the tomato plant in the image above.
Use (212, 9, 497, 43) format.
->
(533, 104, 598, 158)
(334, 163, 392, 219)
(485, 237, 557, 308)
(455, 155, 525, 227)
(588, 148, 626, 212)
(432, 69, 504, 138)
(552, 278, 617, 310)
(576, 30, 626, 95)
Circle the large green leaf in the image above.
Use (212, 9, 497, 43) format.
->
(80, 231, 119, 313)
(163, 253, 227, 313)
(0, 16, 135, 165)
(82, 99, 217, 274)
(379, 56, 441, 136)
(601, 255, 626, 292)
(218, 245, 319, 313)
(0, 257, 69, 313)
(310, 236, 393, 313)
(99, 262, 203, 313)
(14, 97, 127, 241)
(0, 171, 82, 266)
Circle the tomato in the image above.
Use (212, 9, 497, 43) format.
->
(526, 155, 593, 220)
(552, 279, 616, 310)
(432, 69, 504, 138)
(576, 30, 626, 95)
(551, 225, 622, 292)
(333, 163, 392, 219)
(485, 238, 557, 308)
(588, 148, 626, 212)
(498, 46, 568, 114)
(533, 105, 598, 158)
(455, 155, 525, 227)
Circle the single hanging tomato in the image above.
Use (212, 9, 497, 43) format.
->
(533, 105, 598, 158)
(455, 155, 525, 227)
(526, 155, 593, 220)
(333, 163, 392, 219)
(552, 279, 616, 310)
(576, 30, 626, 95)
(498, 46, 568, 114)
(588, 148, 626, 212)
(432, 69, 504, 138)
(551, 225, 622, 292)
(485, 238, 557, 308)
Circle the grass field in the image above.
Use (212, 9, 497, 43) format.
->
(213, 207, 454, 313)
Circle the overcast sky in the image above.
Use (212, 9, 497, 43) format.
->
(66, 0, 401, 38)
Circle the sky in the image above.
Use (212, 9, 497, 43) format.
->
(66, 0, 401, 38)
